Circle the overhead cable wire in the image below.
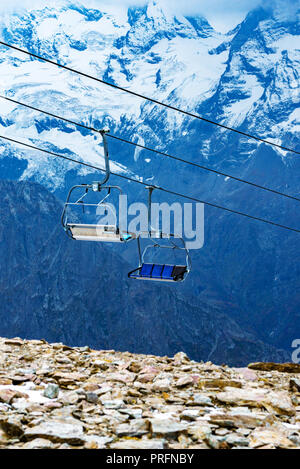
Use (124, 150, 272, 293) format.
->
(0, 41, 299, 155)
(1, 95, 299, 203)
(0, 133, 299, 234)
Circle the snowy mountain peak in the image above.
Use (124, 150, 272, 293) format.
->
(0, 1, 298, 191)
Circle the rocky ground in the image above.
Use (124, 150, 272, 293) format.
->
(0, 337, 300, 450)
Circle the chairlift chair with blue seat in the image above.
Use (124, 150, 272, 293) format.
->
(128, 237, 190, 282)
(128, 187, 191, 283)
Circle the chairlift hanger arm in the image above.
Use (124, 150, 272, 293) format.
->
(146, 185, 159, 237)
(98, 129, 110, 187)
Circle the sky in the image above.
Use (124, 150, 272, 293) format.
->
(0, 0, 298, 33)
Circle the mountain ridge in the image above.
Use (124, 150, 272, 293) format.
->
(0, 179, 291, 365)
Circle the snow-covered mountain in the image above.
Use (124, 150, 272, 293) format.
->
(0, 1, 299, 361)
(0, 1, 232, 187)
(0, 1, 298, 187)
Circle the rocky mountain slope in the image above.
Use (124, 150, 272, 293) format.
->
(0, 180, 289, 366)
(0, 1, 299, 358)
(0, 336, 300, 449)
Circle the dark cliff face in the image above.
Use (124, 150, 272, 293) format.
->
(0, 180, 289, 366)
(0, 4, 298, 365)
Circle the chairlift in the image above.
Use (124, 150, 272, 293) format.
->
(128, 187, 191, 282)
(61, 129, 135, 243)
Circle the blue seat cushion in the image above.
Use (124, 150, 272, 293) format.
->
(140, 263, 154, 277)
(161, 265, 174, 279)
(136, 264, 187, 281)
(151, 264, 164, 278)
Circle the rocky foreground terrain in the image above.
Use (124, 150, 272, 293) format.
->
(0, 337, 300, 450)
